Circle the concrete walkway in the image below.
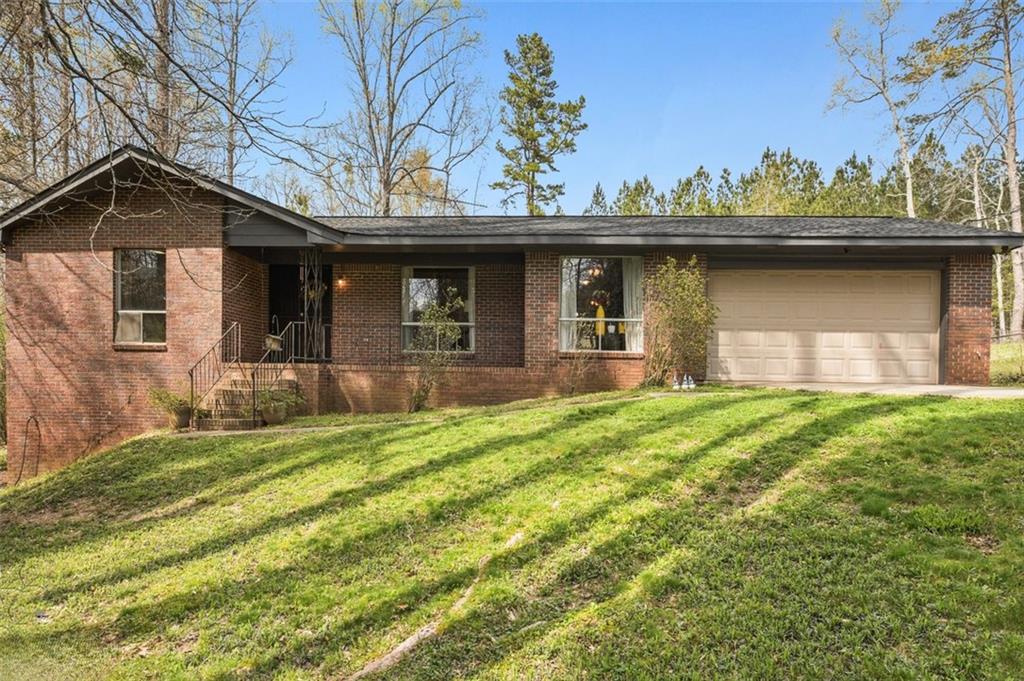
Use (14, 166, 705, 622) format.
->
(729, 382, 1024, 399)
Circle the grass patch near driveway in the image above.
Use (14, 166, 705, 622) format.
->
(1, 389, 1023, 679)
(992, 339, 1024, 385)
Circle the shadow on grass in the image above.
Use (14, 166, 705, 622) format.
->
(8, 391, 1019, 679)
(30, 394, 702, 606)
(377, 396, 949, 679)
(2, 392, 786, 664)
(0, 418, 452, 564)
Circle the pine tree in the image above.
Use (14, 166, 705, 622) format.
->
(611, 176, 662, 215)
(667, 166, 715, 215)
(490, 33, 587, 215)
(583, 182, 610, 215)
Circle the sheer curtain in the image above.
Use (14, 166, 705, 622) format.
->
(622, 256, 643, 351)
(559, 259, 578, 350)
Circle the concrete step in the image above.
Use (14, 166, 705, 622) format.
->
(212, 407, 253, 419)
(214, 389, 253, 405)
(196, 417, 260, 431)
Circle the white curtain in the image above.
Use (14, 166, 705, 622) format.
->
(622, 256, 643, 351)
(559, 259, 578, 350)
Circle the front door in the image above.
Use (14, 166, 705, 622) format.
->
(268, 264, 333, 359)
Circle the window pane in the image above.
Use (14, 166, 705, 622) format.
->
(115, 311, 143, 343)
(143, 313, 166, 343)
(562, 258, 625, 318)
(406, 268, 470, 323)
(119, 250, 166, 311)
(401, 325, 473, 351)
(560, 257, 643, 352)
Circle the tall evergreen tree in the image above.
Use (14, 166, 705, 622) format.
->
(611, 176, 664, 215)
(490, 33, 587, 215)
(667, 166, 715, 215)
(583, 182, 610, 215)
(810, 153, 886, 215)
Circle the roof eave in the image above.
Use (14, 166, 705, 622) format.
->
(333, 233, 1024, 249)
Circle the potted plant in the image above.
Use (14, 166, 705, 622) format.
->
(148, 387, 192, 429)
(257, 389, 304, 425)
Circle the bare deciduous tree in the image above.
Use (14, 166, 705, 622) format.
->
(317, 0, 491, 216)
(902, 0, 1024, 334)
(830, 0, 918, 218)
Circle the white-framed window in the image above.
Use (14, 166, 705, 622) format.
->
(559, 256, 643, 352)
(401, 266, 475, 351)
(114, 249, 167, 344)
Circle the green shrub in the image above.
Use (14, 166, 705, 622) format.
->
(257, 389, 304, 411)
(147, 387, 190, 413)
(408, 287, 465, 412)
(643, 256, 718, 386)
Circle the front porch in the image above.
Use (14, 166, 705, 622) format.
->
(188, 246, 653, 425)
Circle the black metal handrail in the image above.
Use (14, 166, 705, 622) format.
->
(250, 321, 333, 426)
(188, 322, 241, 428)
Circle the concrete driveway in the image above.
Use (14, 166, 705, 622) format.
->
(730, 382, 1024, 399)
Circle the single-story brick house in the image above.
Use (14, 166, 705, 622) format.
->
(2, 146, 1022, 481)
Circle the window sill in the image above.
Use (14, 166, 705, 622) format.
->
(401, 350, 476, 357)
(558, 351, 644, 360)
(113, 343, 168, 352)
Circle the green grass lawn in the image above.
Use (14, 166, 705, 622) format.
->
(2, 388, 1023, 679)
(992, 340, 1024, 385)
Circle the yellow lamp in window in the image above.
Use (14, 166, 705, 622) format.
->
(595, 304, 606, 337)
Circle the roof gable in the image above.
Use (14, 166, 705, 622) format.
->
(0, 146, 343, 245)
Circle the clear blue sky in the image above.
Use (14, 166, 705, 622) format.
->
(262, 1, 956, 214)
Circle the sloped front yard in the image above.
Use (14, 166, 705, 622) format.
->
(1, 389, 1023, 679)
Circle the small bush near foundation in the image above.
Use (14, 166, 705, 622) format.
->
(643, 256, 718, 387)
(257, 389, 305, 412)
(408, 289, 465, 412)
(147, 387, 190, 413)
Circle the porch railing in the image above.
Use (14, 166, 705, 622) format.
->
(188, 322, 242, 428)
(250, 321, 331, 427)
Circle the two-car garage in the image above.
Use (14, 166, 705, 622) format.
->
(707, 269, 941, 384)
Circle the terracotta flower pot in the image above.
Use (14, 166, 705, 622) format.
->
(261, 404, 287, 425)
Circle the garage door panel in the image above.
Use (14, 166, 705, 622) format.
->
(764, 330, 790, 348)
(906, 333, 933, 350)
(850, 332, 873, 349)
(708, 269, 939, 384)
(821, 332, 845, 349)
(792, 359, 817, 377)
(820, 358, 845, 378)
(878, 360, 903, 379)
(906, 360, 933, 379)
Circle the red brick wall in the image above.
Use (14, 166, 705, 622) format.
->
(223, 249, 268, 361)
(331, 260, 525, 367)
(4, 187, 225, 481)
(945, 253, 992, 385)
(322, 251, 655, 412)
(321, 363, 644, 413)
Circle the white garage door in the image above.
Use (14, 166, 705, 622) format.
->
(708, 269, 940, 384)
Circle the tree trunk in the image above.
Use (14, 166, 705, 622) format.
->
(896, 127, 916, 218)
(1000, 9, 1024, 336)
(973, 155, 1006, 336)
(152, 0, 173, 156)
(996, 253, 1008, 337)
